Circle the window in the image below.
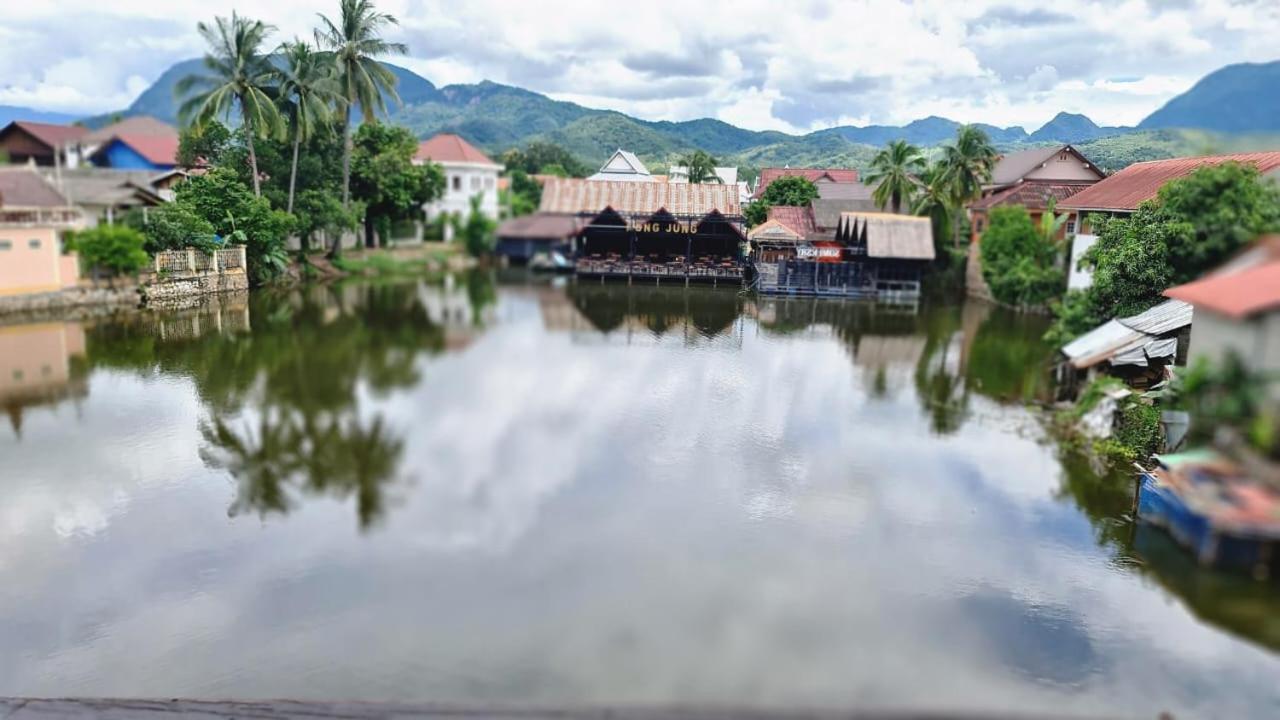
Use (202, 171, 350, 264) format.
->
(0, 240, 10, 251)
(1058, 152, 1070, 162)
(1066, 219, 1076, 235)
(29, 238, 41, 249)
(470, 176, 481, 190)
(11, 369, 22, 382)
(484, 177, 495, 190)
(452, 176, 462, 191)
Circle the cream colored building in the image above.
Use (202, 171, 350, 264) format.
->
(0, 167, 83, 296)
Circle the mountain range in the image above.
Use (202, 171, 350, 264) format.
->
(7, 58, 1280, 172)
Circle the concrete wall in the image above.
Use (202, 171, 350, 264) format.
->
(0, 321, 83, 401)
(424, 162, 500, 222)
(1067, 232, 1098, 291)
(1187, 310, 1280, 393)
(0, 227, 77, 295)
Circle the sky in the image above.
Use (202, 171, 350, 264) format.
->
(1, 0, 1278, 135)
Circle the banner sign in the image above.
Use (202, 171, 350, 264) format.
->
(796, 246, 842, 259)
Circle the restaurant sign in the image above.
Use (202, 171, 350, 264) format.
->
(796, 245, 842, 259)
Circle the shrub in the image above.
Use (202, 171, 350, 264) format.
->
(68, 225, 149, 278)
(979, 206, 1064, 308)
(139, 203, 218, 255)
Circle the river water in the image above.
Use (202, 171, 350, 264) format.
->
(2, 274, 1278, 717)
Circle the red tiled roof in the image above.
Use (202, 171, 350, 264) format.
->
(1060, 152, 1280, 212)
(766, 205, 816, 236)
(415, 133, 498, 165)
(110, 134, 180, 166)
(1, 121, 87, 149)
(1165, 257, 1280, 319)
(969, 181, 1096, 211)
(539, 178, 740, 217)
(754, 167, 859, 198)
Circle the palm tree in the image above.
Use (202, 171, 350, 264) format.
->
(937, 125, 998, 247)
(866, 139, 924, 213)
(912, 162, 951, 249)
(274, 40, 340, 214)
(315, 0, 408, 209)
(682, 150, 721, 184)
(177, 12, 283, 197)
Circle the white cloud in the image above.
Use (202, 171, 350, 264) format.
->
(0, 1, 1278, 131)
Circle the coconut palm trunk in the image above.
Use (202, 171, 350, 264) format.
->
(244, 108, 262, 196)
(287, 135, 301, 214)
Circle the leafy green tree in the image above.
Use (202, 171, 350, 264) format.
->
(759, 175, 820, 207)
(69, 225, 149, 280)
(177, 120, 233, 168)
(293, 189, 359, 252)
(139, 203, 218, 254)
(866, 139, 924, 213)
(175, 167, 296, 284)
(351, 122, 445, 248)
(454, 194, 497, 258)
(938, 125, 997, 246)
(979, 206, 1065, 308)
(505, 169, 541, 216)
(177, 12, 284, 196)
(502, 142, 588, 177)
(743, 175, 820, 228)
(273, 40, 341, 214)
(315, 0, 407, 209)
(681, 149, 721, 184)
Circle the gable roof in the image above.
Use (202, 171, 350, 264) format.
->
(754, 167, 859, 198)
(0, 121, 88, 150)
(496, 213, 584, 240)
(766, 205, 816, 237)
(52, 169, 167, 207)
(539, 178, 740, 217)
(83, 116, 177, 145)
(747, 219, 805, 243)
(587, 149, 652, 182)
(97, 134, 180, 167)
(0, 166, 73, 208)
(1060, 151, 1280, 213)
(969, 180, 1096, 211)
(837, 212, 935, 260)
(988, 145, 1103, 187)
(415, 133, 499, 166)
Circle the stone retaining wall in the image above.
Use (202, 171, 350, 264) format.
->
(142, 268, 249, 305)
(0, 285, 141, 319)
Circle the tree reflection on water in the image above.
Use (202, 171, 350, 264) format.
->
(80, 275, 500, 530)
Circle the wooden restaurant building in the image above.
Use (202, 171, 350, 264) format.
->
(750, 209, 935, 300)
(538, 178, 746, 284)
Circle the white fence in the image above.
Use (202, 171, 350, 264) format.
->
(154, 246, 247, 275)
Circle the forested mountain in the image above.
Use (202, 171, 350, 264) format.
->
(1140, 60, 1280, 133)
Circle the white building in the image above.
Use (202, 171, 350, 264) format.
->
(668, 164, 751, 204)
(587, 149, 654, 182)
(415, 134, 503, 236)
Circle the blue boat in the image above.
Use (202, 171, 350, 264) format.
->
(1136, 452, 1280, 575)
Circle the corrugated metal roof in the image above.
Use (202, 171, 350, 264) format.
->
(747, 219, 804, 242)
(539, 178, 741, 217)
(1060, 152, 1280, 212)
(766, 205, 815, 236)
(837, 212, 935, 260)
(1166, 258, 1280, 319)
(754, 167, 859, 198)
(1118, 299, 1193, 335)
(1061, 299, 1191, 369)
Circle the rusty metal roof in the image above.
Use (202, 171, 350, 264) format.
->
(754, 167, 859, 198)
(538, 178, 741, 217)
(0, 121, 87, 149)
(1060, 152, 1280, 212)
(766, 205, 815, 236)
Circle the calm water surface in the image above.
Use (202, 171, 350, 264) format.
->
(2, 275, 1278, 717)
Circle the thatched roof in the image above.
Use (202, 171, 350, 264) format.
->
(837, 212, 934, 260)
